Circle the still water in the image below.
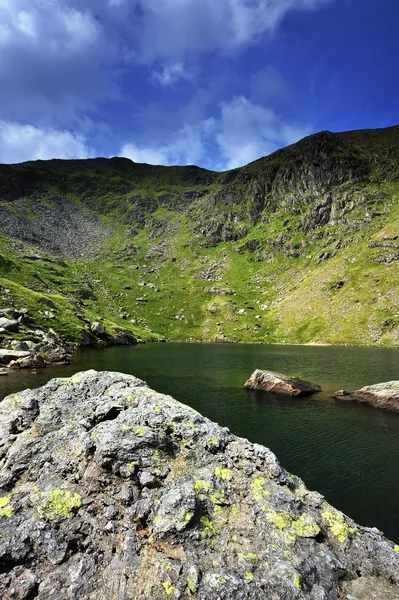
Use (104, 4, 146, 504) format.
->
(1, 343, 399, 541)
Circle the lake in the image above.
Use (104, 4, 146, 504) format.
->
(1, 342, 399, 542)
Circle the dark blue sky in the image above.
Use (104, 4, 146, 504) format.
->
(0, 0, 397, 169)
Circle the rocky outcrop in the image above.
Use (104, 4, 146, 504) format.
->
(0, 370, 398, 599)
(334, 381, 399, 412)
(245, 370, 321, 397)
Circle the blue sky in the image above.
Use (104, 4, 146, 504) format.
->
(0, 0, 398, 170)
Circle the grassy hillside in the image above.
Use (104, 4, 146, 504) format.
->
(1, 125, 399, 347)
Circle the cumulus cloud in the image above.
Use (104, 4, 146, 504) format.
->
(0, 0, 119, 125)
(216, 96, 310, 169)
(129, 0, 331, 64)
(0, 122, 92, 164)
(119, 96, 310, 170)
(120, 120, 215, 166)
(152, 62, 186, 86)
(0, 0, 332, 125)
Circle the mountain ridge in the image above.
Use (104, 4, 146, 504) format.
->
(0, 124, 399, 348)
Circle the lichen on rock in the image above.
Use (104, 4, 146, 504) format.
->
(0, 370, 398, 599)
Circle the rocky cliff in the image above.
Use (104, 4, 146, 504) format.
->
(0, 125, 399, 346)
(0, 370, 398, 599)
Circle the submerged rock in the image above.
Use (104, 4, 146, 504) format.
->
(0, 370, 398, 599)
(334, 381, 399, 412)
(245, 369, 321, 396)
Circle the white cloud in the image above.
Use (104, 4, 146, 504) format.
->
(152, 62, 186, 86)
(0, 121, 92, 163)
(120, 120, 215, 166)
(128, 0, 332, 64)
(216, 96, 310, 169)
(0, 1, 118, 125)
(120, 95, 310, 170)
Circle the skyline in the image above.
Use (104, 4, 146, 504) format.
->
(0, 0, 398, 170)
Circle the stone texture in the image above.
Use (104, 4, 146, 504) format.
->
(0, 349, 31, 365)
(334, 381, 399, 412)
(0, 370, 398, 599)
(245, 369, 321, 397)
(90, 321, 106, 336)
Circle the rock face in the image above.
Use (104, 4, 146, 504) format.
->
(245, 370, 321, 397)
(334, 381, 399, 412)
(0, 371, 398, 599)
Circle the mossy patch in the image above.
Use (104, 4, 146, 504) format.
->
(33, 488, 81, 520)
(321, 510, 356, 542)
(0, 494, 14, 518)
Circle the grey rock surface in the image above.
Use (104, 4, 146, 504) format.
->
(245, 370, 321, 397)
(0, 349, 31, 364)
(0, 370, 398, 599)
(0, 318, 19, 333)
(334, 381, 399, 412)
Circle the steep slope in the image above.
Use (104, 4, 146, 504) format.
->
(0, 125, 399, 346)
(1, 370, 399, 599)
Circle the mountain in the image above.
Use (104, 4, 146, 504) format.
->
(0, 124, 399, 347)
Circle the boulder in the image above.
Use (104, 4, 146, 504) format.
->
(334, 381, 399, 411)
(0, 318, 19, 333)
(245, 369, 321, 396)
(43, 346, 71, 365)
(8, 354, 46, 369)
(11, 341, 30, 352)
(38, 297, 56, 309)
(0, 349, 31, 365)
(0, 370, 398, 599)
(90, 321, 105, 336)
(107, 332, 137, 345)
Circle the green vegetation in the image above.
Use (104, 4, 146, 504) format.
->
(1, 125, 399, 346)
(0, 494, 14, 518)
(33, 488, 81, 520)
(321, 510, 356, 542)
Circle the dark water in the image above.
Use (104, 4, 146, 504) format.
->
(1, 343, 399, 542)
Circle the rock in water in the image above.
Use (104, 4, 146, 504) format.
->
(334, 381, 399, 412)
(0, 371, 398, 599)
(244, 369, 321, 396)
(0, 349, 31, 365)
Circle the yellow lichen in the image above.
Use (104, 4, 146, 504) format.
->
(214, 467, 233, 480)
(35, 488, 81, 520)
(238, 553, 257, 561)
(251, 476, 268, 501)
(200, 516, 220, 539)
(187, 576, 197, 594)
(244, 572, 254, 581)
(135, 427, 146, 436)
(231, 506, 239, 517)
(395, 545, 399, 552)
(194, 480, 211, 492)
(291, 514, 320, 537)
(293, 574, 302, 589)
(321, 510, 356, 543)
(162, 581, 177, 596)
(0, 494, 14, 518)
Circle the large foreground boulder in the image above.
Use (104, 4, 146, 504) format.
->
(334, 381, 399, 412)
(245, 369, 321, 397)
(0, 371, 398, 599)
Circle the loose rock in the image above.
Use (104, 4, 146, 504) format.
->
(245, 369, 321, 396)
(334, 381, 399, 412)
